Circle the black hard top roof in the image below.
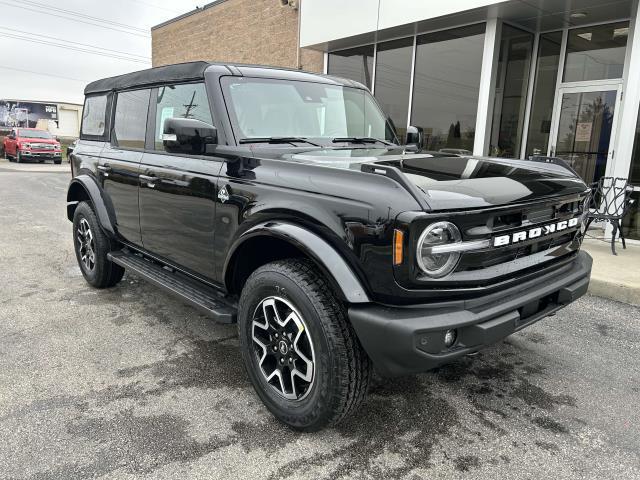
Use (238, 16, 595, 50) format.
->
(84, 61, 366, 95)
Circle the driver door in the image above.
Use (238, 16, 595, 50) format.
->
(5, 129, 17, 156)
(138, 82, 224, 280)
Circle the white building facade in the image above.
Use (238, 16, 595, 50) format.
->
(300, 0, 640, 240)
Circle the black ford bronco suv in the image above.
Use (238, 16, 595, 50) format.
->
(67, 62, 592, 431)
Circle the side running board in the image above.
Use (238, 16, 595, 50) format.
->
(108, 250, 237, 323)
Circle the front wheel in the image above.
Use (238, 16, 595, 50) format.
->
(15, 150, 21, 163)
(72, 201, 124, 288)
(238, 259, 372, 431)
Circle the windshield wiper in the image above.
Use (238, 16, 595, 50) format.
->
(332, 137, 393, 146)
(238, 136, 321, 146)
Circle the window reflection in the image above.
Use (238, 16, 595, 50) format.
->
(623, 109, 640, 240)
(374, 37, 414, 142)
(525, 32, 562, 157)
(410, 24, 485, 153)
(489, 25, 533, 158)
(328, 45, 375, 90)
(555, 90, 616, 184)
(564, 22, 629, 82)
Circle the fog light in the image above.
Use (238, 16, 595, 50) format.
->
(444, 329, 457, 348)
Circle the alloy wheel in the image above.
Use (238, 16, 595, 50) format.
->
(251, 296, 315, 400)
(76, 218, 96, 271)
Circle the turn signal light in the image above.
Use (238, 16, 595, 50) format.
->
(393, 229, 404, 265)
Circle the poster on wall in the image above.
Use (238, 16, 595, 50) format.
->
(0, 100, 58, 129)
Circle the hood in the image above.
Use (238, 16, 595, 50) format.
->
(287, 148, 588, 211)
(18, 137, 57, 144)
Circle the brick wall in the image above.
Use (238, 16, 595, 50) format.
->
(151, 0, 324, 73)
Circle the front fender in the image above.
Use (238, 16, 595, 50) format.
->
(66, 174, 116, 236)
(224, 221, 370, 303)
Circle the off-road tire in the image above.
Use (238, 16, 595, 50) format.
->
(72, 201, 124, 288)
(238, 259, 371, 431)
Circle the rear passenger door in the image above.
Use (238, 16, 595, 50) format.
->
(138, 82, 223, 280)
(99, 89, 151, 246)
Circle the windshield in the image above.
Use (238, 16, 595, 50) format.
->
(221, 77, 396, 144)
(18, 129, 52, 139)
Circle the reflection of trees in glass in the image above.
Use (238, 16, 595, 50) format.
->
(561, 96, 612, 152)
(438, 121, 474, 150)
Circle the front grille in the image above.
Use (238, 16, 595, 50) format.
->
(30, 143, 54, 150)
(455, 194, 588, 276)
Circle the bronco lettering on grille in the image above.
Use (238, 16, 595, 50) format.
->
(493, 217, 580, 247)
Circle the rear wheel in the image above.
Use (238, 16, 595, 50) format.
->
(238, 259, 371, 431)
(72, 201, 124, 288)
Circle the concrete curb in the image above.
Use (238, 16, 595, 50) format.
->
(588, 277, 640, 307)
(582, 239, 640, 307)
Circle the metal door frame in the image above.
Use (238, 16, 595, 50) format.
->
(548, 82, 623, 179)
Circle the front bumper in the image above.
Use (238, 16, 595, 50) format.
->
(20, 150, 61, 160)
(349, 251, 592, 377)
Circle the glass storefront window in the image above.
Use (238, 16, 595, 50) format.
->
(564, 22, 629, 82)
(525, 31, 562, 157)
(623, 109, 640, 240)
(374, 37, 414, 141)
(327, 45, 375, 90)
(410, 24, 486, 153)
(489, 25, 533, 158)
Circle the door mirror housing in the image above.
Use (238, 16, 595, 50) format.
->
(405, 125, 424, 151)
(162, 117, 217, 155)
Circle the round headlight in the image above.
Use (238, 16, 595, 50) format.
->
(416, 221, 462, 278)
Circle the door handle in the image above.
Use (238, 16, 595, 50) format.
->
(139, 174, 158, 188)
(97, 165, 112, 177)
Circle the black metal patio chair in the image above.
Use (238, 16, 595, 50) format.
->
(586, 177, 636, 255)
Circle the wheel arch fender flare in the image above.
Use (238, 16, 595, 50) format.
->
(66, 174, 116, 236)
(223, 221, 371, 304)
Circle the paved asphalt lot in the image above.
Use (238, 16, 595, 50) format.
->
(1, 163, 639, 479)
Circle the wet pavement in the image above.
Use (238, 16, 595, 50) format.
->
(1, 169, 639, 479)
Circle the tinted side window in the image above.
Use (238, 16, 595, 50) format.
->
(81, 94, 108, 137)
(154, 83, 212, 150)
(113, 89, 150, 149)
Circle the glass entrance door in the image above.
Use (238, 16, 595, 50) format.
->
(549, 84, 621, 184)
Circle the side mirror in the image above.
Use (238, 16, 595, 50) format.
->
(162, 117, 217, 155)
(405, 125, 424, 150)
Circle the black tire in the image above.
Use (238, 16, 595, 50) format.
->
(15, 150, 21, 163)
(54, 159, 62, 164)
(238, 259, 371, 431)
(72, 201, 124, 288)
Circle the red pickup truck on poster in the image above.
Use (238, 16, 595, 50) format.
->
(2, 128, 62, 164)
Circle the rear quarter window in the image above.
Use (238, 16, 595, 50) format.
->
(112, 89, 151, 149)
(81, 94, 108, 138)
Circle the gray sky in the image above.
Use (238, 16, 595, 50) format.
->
(0, 0, 203, 104)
